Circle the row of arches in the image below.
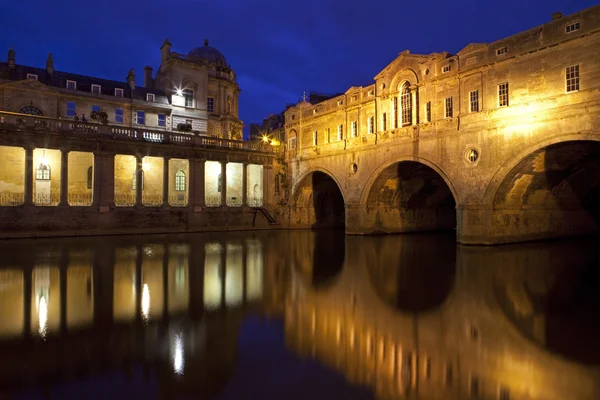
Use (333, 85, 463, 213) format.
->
(291, 139, 600, 240)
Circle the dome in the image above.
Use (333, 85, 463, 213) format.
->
(187, 39, 227, 65)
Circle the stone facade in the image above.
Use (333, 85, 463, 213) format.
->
(283, 5, 600, 244)
(0, 38, 242, 140)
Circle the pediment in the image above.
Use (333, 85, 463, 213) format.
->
(1, 79, 59, 94)
(374, 52, 429, 80)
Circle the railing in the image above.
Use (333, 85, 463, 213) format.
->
(34, 193, 60, 206)
(247, 197, 264, 207)
(168, 194, 188, 207)
(68, 193, 93, 206)
(226, 197, 243, 207)
(0, 111, 273, 153)
(141, 194, 163, 207)
(114, 193, 136, 207)
(0, 192, 24, 206)
(205, 196, 222, 207)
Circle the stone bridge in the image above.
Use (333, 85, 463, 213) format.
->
(283, 5, 600, 244)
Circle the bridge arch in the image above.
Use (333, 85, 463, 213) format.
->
(290, 168, 346, 229)
(484, 134, 600, 240)
(358, 156, 458, 234)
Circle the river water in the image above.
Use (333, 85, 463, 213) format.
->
(0, 231, 599, 400)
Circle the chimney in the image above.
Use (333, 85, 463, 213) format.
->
(7, 47, 15, 70)
(144, 66, 153, 88)
(552, 12, 563, 21)
(126, 68, 136, 91)
(160, 38, 171, 63)
(46, 52, 54, 75)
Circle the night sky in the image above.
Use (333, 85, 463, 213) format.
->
(1, 0, 596, 137)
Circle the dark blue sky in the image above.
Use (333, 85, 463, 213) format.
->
(1, 0, 596, 137)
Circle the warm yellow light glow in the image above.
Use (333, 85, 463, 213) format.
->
(173, 333, 184, 375)
(142, 161, 150, 171)
(176, 88, 183, 96)
(262, 135, 269, 143)
(38, 295, 48, 339)
(141, 283, 150, 323)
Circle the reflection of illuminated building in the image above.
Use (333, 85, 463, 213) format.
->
(0, 234, 268, 397)
(285, 233, 600, 400)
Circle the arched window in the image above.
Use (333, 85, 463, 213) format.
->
(87, 166, 93, 189)
(18, 105, 43, 116)
(36, 163, 50, 180)
(132, 171, 144, 190)
(400, 84, 412, 126)
(175, 170, 186, 191)
(217, 173, 222, 193)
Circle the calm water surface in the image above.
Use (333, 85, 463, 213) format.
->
(0, 231, 599, 400)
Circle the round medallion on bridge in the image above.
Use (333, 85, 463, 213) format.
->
(350, 163, 358, 174)
(465, 148, 479, 164)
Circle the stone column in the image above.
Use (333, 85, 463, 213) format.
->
(24, 147, 34, 205)
(410, 85, 419, 126)
(59, 149, 69, 206)
(190, 158, 205, 210)
(98, 153, 115, 208)
(221, 161, 227, 207)
(242, 163, 248, 206)
(162, 157, 170, 206)
(135, 156, 143, 206)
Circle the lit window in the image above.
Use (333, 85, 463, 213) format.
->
(182, 89, 193, 108)
(368, 116, 374, 134)
(313, 131, 318, 146)
(87, 166, 93, 189)
(566, 22, 580, 33)
(393, 97, 398, 128)
(91, 84, 101, 94)
(351, 95, 357, 101)
(312, 109, 317, 114)
(27, 73, 38, 80)
(175, 170, 186, 191)
(337, 100, 343, 106)
(425, 102, 431, 122)
(115, 108, 124, 123)
(146, 93, 155, 102)
(66, 101, 76, 117)
(289, 137, 297, 150)
(66, 80, 77, 90)
(158, 113, 166, 127)
(92, 105, 101, 113)
(444, 97, 453, 118)
(566, 65, 580, 92)
(114, 88, 124, 97)
(207, 97, 214, 112)
(442, 65, 451, 73)
(400, 84, 412, 126)
(382, 113, 387, 131)
(498, 82, 509, 107)
(136, 111, 145, 125)
(132, 171, 144, 190)
(469, 90, 479, 112)
(36, 164, 50, 180)
(351, 121, 357, 137)
(326, 127, 331, 143)
(337, 124, 343, 140)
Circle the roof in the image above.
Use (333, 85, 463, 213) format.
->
(0, 62, 170, 105)
(186, 39, 228, 66)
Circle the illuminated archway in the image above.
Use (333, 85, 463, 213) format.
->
(292, 169, 345, 229)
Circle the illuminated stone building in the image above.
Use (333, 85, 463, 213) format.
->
(0, 40, 277, 238)
(283, 5, 600, 244)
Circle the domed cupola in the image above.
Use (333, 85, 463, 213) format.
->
(187, 39, 228, 66)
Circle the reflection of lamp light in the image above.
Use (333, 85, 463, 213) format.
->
(38, 295, 48, 340)
(173, 333, 184, 375)
(141, 283, 150, 323)
(142, 161, 150, 171)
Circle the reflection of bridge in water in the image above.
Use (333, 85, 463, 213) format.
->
(286, 231, 600, 400)
(0, 233, 288, 398)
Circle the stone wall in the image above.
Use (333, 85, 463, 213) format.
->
(0, 146, 24, 198)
